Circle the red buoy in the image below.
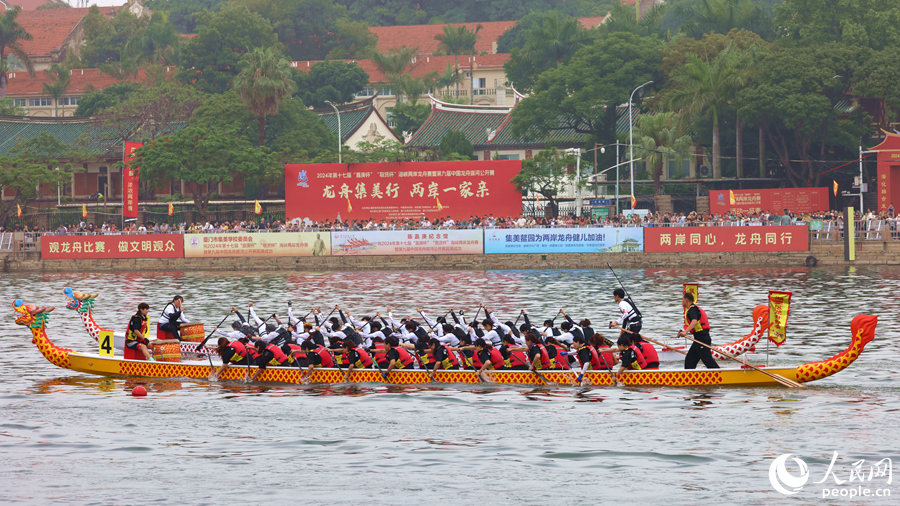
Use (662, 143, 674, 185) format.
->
(132, 386, 147, 397)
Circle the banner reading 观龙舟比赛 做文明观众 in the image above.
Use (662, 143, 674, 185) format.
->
(183, 233, 331, 257)
(42, 235, 183, 259)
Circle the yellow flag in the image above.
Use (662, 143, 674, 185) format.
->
(168, 202, 174, 216)
(346, 197, 352, 213)
(833, 180, 839, 196)
(436, 197, 443, 211)
(768, 290, 792, 347)
(729, 190, 736, 205)
(254, 199, 262, 215)
(82, 203, 87, 219)
(16, 203, 22, 218)
(683, 282, 699, 304)
(630, 195, 636, 209)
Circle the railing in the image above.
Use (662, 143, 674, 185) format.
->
(809, 220, 900, 241)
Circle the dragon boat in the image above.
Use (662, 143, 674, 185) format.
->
(64, 287, 214, 360)
(15, 299, 878, 388)
(62, 286, 769, 363)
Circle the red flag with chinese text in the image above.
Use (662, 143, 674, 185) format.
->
(122, 141, 142, 218)
(768, 291, 792, 346)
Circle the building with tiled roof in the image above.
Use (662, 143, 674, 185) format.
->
(293, 54, 511, 121)
(370, 17, 606, 55)
(314, 96, 401, 150)
(0, 0, 64, 11)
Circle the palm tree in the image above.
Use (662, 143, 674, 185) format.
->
(525, 11, 588, 67)
(675, 0, 771, 40)
(124, 12, 180, 65)
(633, 112, 694, 193)
(663, 46, 745, 178)
(99, 57, 140, 84)
(232, 47, 297, 147)
(368, 46, 418, 96)
(0, 6, 34, 98)
(42, 64, 71, 117)
(601, 3, 667, 39)
(435, 63, 460, 99)
(434, 24, 482, 103)
(394, 73, 437, 105)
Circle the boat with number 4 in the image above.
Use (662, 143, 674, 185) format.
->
(14, 299, 878, 387)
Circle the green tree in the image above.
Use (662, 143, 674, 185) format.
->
(434, 63, 461, 98)
(293, 60, 369, 108)
(233, 46, 298, 147)
(434, 23, 482, 102)
(511, 32, 664, 147)
(671, 0, 773, 40)
(857, 48, 900, 129)
(600, 2, 668, 39)
(74, 82, 143, 117)
(663, 46, 747, 179)
(0, 97, 24, 115)
(503, 11, 593, 93)
(0, 6, 34, 98)
(632, 112, 693, 192)
(41, 64, 71, 118)
(97, 79, 203, 143)
(439, 130, 474, 159)
(775, 0, 900, 51)
(0, 133, 77, 226)
(511, 147, 577, 218)
(660, 29, 768, 80)
(176, 4, 278, 94)
(99, 57, 140, 84)
(124, 12, 181, 65)
(144, 0, 228, 33)
(80, 7, 148, 67)
(389, 102, 431, 139)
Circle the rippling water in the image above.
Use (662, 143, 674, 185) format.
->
(2, 267, 899, 505)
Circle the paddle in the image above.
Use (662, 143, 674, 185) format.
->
(195, 310, 234, 352)
(612, 324, 687, 356)
(531, 368, 556, 386)
(679, 334, 805, 388)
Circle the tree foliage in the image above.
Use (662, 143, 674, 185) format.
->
(775, 0, 900, 51)
(503, 11, 593, 93)
(293, 60, 369, 108)
(145, 0, 228, 33)
(0, 133, 78, 226)
(74, 82, 143, 117)
(232, 46, 298, 146)
(511, 147, 576, 217)
(439, 130, 474, 159)
(632, 112, 693, 192)
(670, 0, 773, 40)
(0, 6, 35, 98)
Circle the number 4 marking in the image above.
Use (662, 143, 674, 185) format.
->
(99, 330, 114, 357)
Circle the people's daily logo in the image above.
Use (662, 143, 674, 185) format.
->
(769, 454, 809, 495)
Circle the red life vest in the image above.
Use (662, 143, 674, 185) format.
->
(371, 343, 388, 365)
(636, 341, 659, 369)
(623, 344, 647, 370)
(247, 346, 261, 360)
(484, 348, 505, 370)
(595, 347, 617, 370)
(578, 344, 603, 370)
(390, 346, 415, 369)
(467, 350, 482, 369)
(683, 304, 711, 333)
(125, 313, 149, 343)
(437, 344, 459, 369)
(502, 345, 528, 368)
(551, 344, 570, 369)
(348, 346, 374, 368)
(309, 345, 334, 368)
(264, 343, 290, 366)
(226, 340, 248, 364)
(531, 343, 552, 370)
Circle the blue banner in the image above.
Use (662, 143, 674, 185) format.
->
(483, 227, 644, 254)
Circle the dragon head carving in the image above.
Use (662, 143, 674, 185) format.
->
(64, 287, 97, 313)
(14, 299, 54, 329)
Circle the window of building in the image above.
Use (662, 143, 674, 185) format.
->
(28, 97, 52, 107)
(498, 154, 520, 161)
(378, 87, 394, 96)
(60, 97, 78, 106)
(667, 159, 690, 179)
(12, 98, 26, 107)
(386, 110, 396, 128)
(356, 87, 374, 97)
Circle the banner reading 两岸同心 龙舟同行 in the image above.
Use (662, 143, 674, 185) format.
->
(42, 234, 183, 259)
(331, 229, 483, 256)
(644, 226, 809, 253)
(183, 232, 331, 257)
(483, 227, 644, 254)
(284, 161, 523, 222)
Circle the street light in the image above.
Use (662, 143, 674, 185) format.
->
(629, 81, 653, 210)
(596, 142, 628, 214)
(565, 148, 582, 217)
(324, 100, 342, 164)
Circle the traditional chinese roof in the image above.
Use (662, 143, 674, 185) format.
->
(292, 54, 509, 84)
(370, 17, 605, 55)
(313, 96, 401, 143)
(869, 130, 900, 151)
(0, 116, 130, 158)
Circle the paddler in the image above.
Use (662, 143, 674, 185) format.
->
(126, 302, 154, 361)
(474, 338, 506, 380)
(427, 338, 460, 381)
(341, 338, 374, 382)
(609, 288, 641, 340)
(249, 339, 296, 381)
(158, 295, 189, 341)
(300, 339, 334, 383)
(210, 336, 249, 380)
(611, 335, 646, 386)
(382, 336, 416, 379)
(677, 291, 720, 369)
(571, 333, 618, 384)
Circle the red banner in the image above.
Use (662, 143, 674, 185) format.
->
(709, 188, 829, 215)
(41, 234, 184, 260)
(284, 161, 523, 222)
(644, 226, 809, 253)
(123, 141, 142, 218)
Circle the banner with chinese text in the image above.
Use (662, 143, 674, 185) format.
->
(183, 232, 330, 257)
(331, 230, 483, 256)
(42, 234, 183, 260)
(483, 227, 643, 254)
(644, 226, 809, 252)
(122, 141, 142, 218)
(285, 161, 523, 222)
(709, 188, 829, 215)
(767, 290, 792, 346)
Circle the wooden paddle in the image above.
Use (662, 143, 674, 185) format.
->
(612, 324, 687, 356)
(680, 334, 805, 388)
(531, 368, 556, 385)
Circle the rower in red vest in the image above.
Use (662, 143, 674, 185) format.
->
(125, 302, 153, 361)
(341, 339, 374, 382)
(427, 338, 459, 380)
(368, 336, 390, 369)
(499, 334, 529, 370)
(474, 338, 505, 381)
(300, 339, 334, 383)
(210, 336, 248, 380)
(250, 340, 295, 381)
(545, 336, 570, 370)
(631, 335, 660, 369)
(381, 336, 416, 379)
(612, 335, 646, 386)
(571, 334, 617, 384)
(590, 334, 619, 371)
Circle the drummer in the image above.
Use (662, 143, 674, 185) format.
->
(158, 295, 189, 341)
(126, 303, 154, 361)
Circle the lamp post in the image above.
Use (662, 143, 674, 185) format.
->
(324, 100, 342, 164)
(566, 148, 582, 216)
(596, 143, 627, 214)
(629, 81, 653, 210)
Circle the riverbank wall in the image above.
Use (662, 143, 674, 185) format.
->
(3, 241, 898, 273)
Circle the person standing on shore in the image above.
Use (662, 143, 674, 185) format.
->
(677, 292, 719, 370)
